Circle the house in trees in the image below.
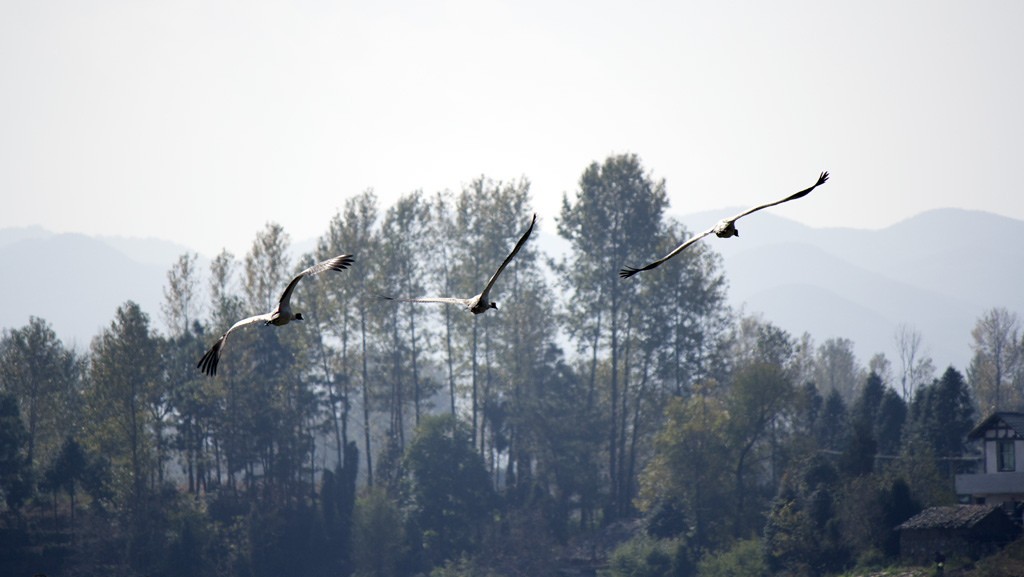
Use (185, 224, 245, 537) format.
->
(955, 412, 1024, 510)
(896, 505, 1019, 561)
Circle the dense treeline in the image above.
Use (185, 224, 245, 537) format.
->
(2, 154, 1023, 576)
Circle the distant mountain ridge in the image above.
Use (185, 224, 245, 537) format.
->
(2, 208, 1020, 373)
(672, 207, 1024, 371)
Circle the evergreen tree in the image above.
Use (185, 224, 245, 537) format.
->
(875, 388, 907, 456)
(839, 418, 876, 478)
(793, 381, 822, 439)
(905, 366, 975, 477)
(41, 436, 89, 525)
(853, 371, 885, 427)
(0, 390, 31, 511)
(817, 388, 849, 451)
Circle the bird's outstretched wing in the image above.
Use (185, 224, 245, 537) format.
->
(480, 214, 536, 299)
(724, 171, 829, 223)
(197, 314, 272, 376)
(619, 228, 715, 278)
(277, 254, 354, 308)
(620, 172, 828, 279)
(377, 295, 473, 308)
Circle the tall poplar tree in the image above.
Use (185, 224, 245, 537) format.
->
(557, 153, 667, 517)
(86, 302, 162, 535)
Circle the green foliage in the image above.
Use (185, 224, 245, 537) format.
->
(85, 301, 163, 513)
(763, 456, 849, 575)
(853, 371, 885, 426)
(884, 437, 954, 508)
(0, 390, 32, 510)
(0, 315, 80, 471)
(429, 555, 502, 577)
(604, 534, 691, 577)
(726, 358, 797, 538)
(159, 498, 219, 577)
(839, 418, 877, 477)
(879, 478, 920, 557)
(558, 153, 671, 519)
(875, 388, 907, 455)
(40, 436, 89, 520)
(905, 366, 975, 477)
(406, 413, 495, 567)
(352, 486, 406, 577)
(819, 388, 849, 451)
(639, 388, 731, 551)
(696, 538, 766, 577)
(972, 535, 1024, 577)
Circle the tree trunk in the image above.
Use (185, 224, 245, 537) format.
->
(360, 306, 373, 486)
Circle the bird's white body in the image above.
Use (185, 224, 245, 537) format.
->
(197, 254, 354, 376)
(620, 172, 828, 278)
(379, 214, 536, 314)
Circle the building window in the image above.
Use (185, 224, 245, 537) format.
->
(997, 440, 1015, 472)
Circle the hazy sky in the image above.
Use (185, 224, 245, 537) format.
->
(3, 0, 1022, 257)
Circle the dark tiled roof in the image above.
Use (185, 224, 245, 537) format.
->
(896, 505, 1001, 531)
(967, 412, 1024, 440)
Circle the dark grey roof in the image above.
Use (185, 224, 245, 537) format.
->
(896, 505, 1002, 531)
(967, 412, 1024, 440)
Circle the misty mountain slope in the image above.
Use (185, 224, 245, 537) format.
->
(98, 234, 210, 268)
(739, 282, 893, 357)
(0, 225, 53, 250)
(726, 241, 972, 323)
(0, 233, 167, 348)
(866, 210, 1024, 311)
(726, 243, 975, 369)
(676, 208, 1023, 310)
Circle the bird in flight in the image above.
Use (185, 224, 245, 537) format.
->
(197, 254, 354, 376)
(379, 213, 536, 314)
(620, 171, 829, 279)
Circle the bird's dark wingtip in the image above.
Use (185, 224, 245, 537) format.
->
(196, 360, 216, 377)
(375, 294, 395, 302)
(330, 255, 355, 271)
(818, 171, 829, 185)
(619, 267, 640, 279)
(197, 349, 219, 376)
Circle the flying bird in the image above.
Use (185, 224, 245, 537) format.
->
(379, 213, 536, 314)
(197, 254, 354, 376)
(620, 171, 829, 279)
